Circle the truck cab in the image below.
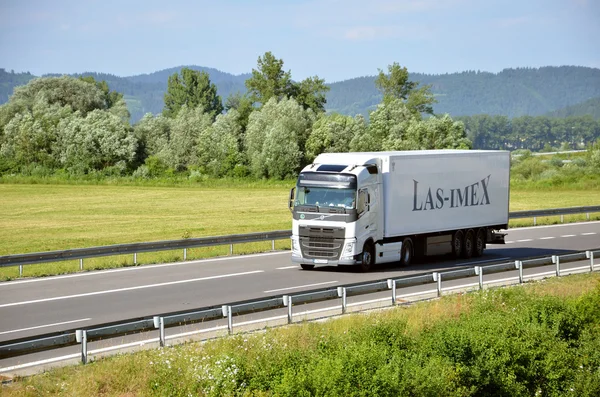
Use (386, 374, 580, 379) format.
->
(289, 158, 387, 271)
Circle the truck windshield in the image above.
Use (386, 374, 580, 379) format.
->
(295, 187, 356, 209)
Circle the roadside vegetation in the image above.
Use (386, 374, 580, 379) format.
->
(3, 272, 600, 396)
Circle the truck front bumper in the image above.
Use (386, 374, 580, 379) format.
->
(291, 253, 360, 267)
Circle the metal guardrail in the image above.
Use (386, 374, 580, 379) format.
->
(1, 249, 598, 366)
(1, 206, 599, 273)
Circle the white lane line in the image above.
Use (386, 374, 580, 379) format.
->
(0, 251, 288, 287)
(508, 220, 600, 231)
(505, 241, 515, 244)
(264, 281, 338, 294)
(561, 234, 576, 238)
(539, 237, 555, 240)
(517, 239, 533, 242)
(0, 318, 92, 336)
(581, 232, 597, 236)
(0, 271, 264, 308)
(276, 266, 298, 270)
(0, 353, 81, 373)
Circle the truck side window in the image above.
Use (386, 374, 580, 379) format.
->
(357, 189, 368, 216)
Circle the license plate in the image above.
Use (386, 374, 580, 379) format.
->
(314, 259, 328, 264)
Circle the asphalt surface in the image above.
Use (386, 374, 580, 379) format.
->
(1, 221, 598, 344)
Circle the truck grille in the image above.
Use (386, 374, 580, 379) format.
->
(298, 226, 345, 260)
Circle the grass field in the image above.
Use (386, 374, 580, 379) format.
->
(0, 182, 599, 280)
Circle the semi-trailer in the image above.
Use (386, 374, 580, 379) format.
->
(289, 150, 510, 271)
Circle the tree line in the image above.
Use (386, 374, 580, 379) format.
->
(457, 114, 600, 151)
(0, 54, 470, 179)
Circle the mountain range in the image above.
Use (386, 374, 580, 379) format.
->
(1, 65, 599, 123)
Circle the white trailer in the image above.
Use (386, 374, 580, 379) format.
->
(289, 150, 510, 271)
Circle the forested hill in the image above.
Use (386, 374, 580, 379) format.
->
(545, 97, 600, 120)
(1, 66, 599, 123)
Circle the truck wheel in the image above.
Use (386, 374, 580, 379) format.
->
(400, 238, 413, 266)
(452, 230, 464, 258)
(301, 264, 315, 270)
(474, 229, 485, 257)
(463, 229, 475, 259)
(360, 242, 375, 272)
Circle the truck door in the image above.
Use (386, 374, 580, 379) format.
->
(356, 188, 377, 241)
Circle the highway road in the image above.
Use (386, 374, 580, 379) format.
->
(1, 221, 598, 345)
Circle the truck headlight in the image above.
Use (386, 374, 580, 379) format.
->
(341, 241, 355, 258)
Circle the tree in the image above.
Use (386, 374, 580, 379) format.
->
(56, 110, 137, 174)
(397, 115, 471, 151)
(245, 52, 294, 106)
(306, 113, 366, 161)
(245, 97, 315, 179)
(245, 52, 330, 113)
(197, 110, 243, 177)
(225, 92, 254, 133)
(161, 105, 213, 171)
(351, 99, 418, 152)
(291, 76, 330, 113)
(163, 68, 223, 119)
(375, 62, 436, 115)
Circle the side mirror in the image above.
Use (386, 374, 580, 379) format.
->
(289, 187, 296, 211)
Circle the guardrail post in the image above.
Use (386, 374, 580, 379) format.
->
(474, 266, 483, 290)
(79, 259, 83, 271)
(533, 216, 537, 226)
(222, 305, 233, 334)
(230, 244, 233, 256)
(183, 248, 187, 261)
(134, 253, 137, 265)
(272, 240, 275, 251)
(586, 251, 594, 272)
(283, 295, 293, 324)
(338, 287, 347, 314)
(387, 279, 397, 305)
(516, 261, 523, 284)
(153, 316, 165, 347)
(552, 255, 560, 277)
(19, 264, 23, 278)
(433, 272, 441, 297)
(76, 330, 88, 364)
(560, 215, 564, 223)
(586, 212, 590, 221)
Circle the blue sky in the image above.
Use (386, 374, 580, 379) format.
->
(1, 0, 598, 82)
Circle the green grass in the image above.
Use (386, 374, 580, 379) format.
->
(3, 273, 599, 396)
(1, 181, 599, 280)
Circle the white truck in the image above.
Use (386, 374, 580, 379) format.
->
(289, 150, 510, 271)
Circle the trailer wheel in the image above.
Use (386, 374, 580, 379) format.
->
(463, 229, 475, 259)
(474, 229, 485, 257)
(301, 264, 315, 270)
(452, 230, 464, 258)
(360, 241, 375, 272)
(400, 238, 413, 266)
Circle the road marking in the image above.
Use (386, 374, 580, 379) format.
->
(264, 281, 338, 294)
(0, 271, 264, 308)
(0, 353, 81, 373)
(539, 237, 555, 240)
(581, 232, 597, 236)
(0, 318, 92, 336)
(561, 234, 576, 238)
(508, 220, 600, 231)
(517, 239, 533, 242)
(505, 241, 514, 244)
(0, 251, 287, 287)
(276, 266, 298, 270)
